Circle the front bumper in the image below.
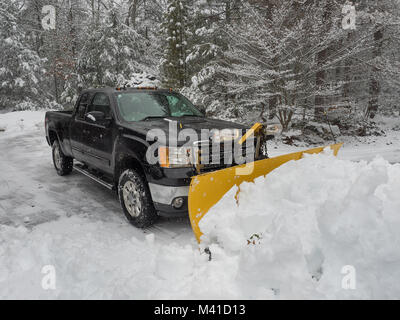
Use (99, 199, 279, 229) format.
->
(148, 183, 190, 218)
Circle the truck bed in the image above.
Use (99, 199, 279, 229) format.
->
(46, 110, 73, 116)
(45, 110, 74, 154)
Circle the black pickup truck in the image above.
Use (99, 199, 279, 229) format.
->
(45, 87, 261, 228)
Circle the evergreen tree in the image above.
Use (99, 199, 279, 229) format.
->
(188, 0, 400, 129)
(76, 4, 156, 89)
(161, 0, 189, 88)
(183, 0, 241, 114)
(0, 0, 48, 110)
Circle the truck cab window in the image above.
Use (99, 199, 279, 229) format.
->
(77, 93, 89, 120)
(87, 93, 111, 118)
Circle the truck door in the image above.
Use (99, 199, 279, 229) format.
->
(83, 92, 114, 174)
(70, 92, 91, 162)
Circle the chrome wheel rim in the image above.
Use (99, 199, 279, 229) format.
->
(122, 181, 142, 217)
(54, 145, 62, 170)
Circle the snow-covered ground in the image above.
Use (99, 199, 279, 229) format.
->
(268, 115, 400, 164)
(0, 111, 399, 299)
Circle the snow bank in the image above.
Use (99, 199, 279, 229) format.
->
(200, 151, 400, 298)
(0, 111, 46, 137)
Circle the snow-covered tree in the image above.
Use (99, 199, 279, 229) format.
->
(21, 0, 87, 106)
(182, 0, 243, 114)
(161, 0, 190, 88)
(0, 0, 48, 110)
(0, 0, 399, 130)
(76, 4, 157, 89)
(188, 0, 400, 130)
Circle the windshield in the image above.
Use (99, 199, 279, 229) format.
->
(115, 92, 204, 122)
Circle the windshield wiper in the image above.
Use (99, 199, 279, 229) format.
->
(142, 115, 203, 121)
(142, 116, 168, 121)
(179, 114, 204, 118)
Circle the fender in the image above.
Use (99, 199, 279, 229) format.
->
(47, 127, 69, 155)
(112, 133, 150, 182)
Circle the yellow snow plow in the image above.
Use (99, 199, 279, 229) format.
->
(188, 123, 343, 243)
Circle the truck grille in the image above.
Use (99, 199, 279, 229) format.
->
(193, 139, 256, 173)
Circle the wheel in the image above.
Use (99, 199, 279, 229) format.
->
(118, 169, 158, 228)
(52, 140, 73, 176)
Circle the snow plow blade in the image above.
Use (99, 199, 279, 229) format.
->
(188, 143, 343, 243)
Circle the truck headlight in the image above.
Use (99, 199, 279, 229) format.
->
(159, 146, 194, 168)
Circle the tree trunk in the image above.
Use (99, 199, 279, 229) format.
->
(315, 48, 326, 121)
(268, 95, 277, 120)
(314, 0, 333, 121)
(367, 27, 383, 119)
(127, 0, 140, 28)
(225, 1, 231, 24)
(34, 0, 43, 55)
(91, 0, 95, 24)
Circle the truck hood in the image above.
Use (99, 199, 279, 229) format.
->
(120, 117, 248, 145)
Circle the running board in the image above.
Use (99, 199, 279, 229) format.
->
(73, 163, 115, 191)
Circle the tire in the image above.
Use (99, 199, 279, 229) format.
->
(52, 140, 73, 176)
(118, 169, 158, 228)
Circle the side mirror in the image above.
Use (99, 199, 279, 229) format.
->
(86, 111, 105, 123)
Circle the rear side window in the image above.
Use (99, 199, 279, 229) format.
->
(76, 93, 90, 120)
(87, 93, 111, 118)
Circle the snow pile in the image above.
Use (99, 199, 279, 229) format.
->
(0, 111, 46, 137)
(200, 151, 400, 298)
